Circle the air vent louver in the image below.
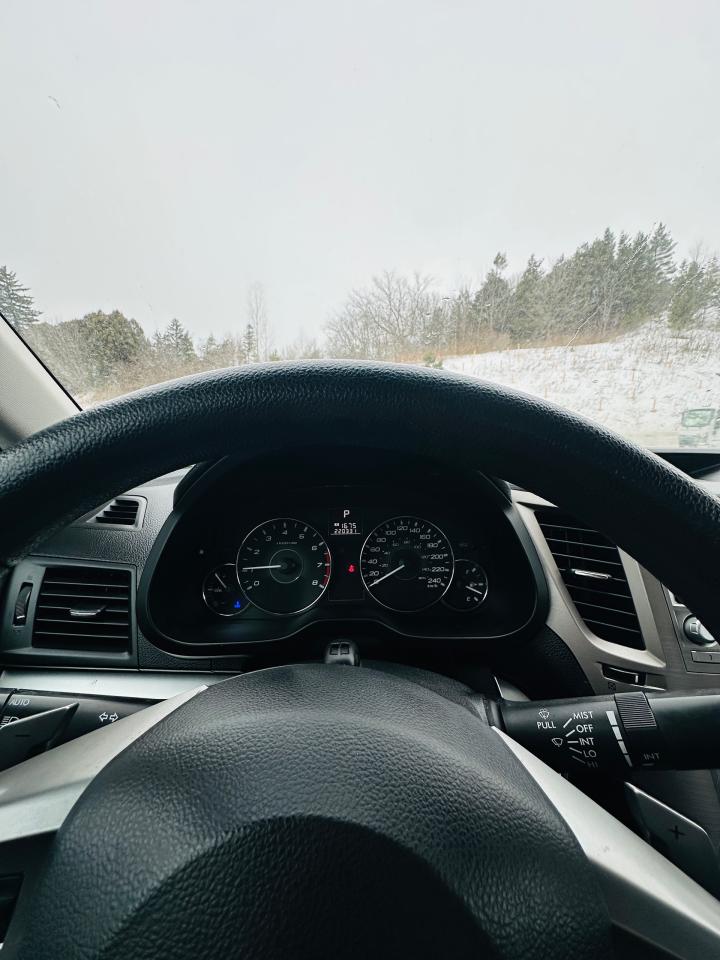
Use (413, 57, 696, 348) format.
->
(91, 497, 142, 528)
(535, 510, 644, 650)
(32, 565, 132, 652)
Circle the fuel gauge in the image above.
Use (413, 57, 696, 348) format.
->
(202, 563, 248, 617)
(443, 559, 488, 612)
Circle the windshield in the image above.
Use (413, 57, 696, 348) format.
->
(2, 1, 719, 449)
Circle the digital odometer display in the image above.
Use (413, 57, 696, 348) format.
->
(237, 518, 331, 615)
(329, 507, 362, 537)
(360, 516, 454, 612)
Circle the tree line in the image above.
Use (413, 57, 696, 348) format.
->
(325, 225, 720, 362)
(0, 274, 274, 400)
(1, 223, 719, 400)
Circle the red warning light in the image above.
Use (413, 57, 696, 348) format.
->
(347, 563, 356, 574)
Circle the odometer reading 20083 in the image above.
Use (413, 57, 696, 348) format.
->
(237, 518, 331, 615)
(360, 517, 454, 612)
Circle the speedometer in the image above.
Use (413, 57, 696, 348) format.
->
(237, 518, 331, 615)
(360, 516, 454, 612)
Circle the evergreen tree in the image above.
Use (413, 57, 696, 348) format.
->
(650, 223, 677, 289)
(541, 255, 580, 334)
(243, 322, 258, 362)
(201, 333, 218, 358)
(472, 253, 512, 337)
(578, 229, 618, 334)
(200, 333, 245, 368)
(0, 266, 40, 332)
(155, 318, 196, 364)
(509, 254, 545, 341)
(617, 225, 676, 325)
(23, 309, 149, 395)
(669, 256, 720, 330)
(81, 310, 148, 374)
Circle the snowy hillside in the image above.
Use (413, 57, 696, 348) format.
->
(443, 322, 720, 448)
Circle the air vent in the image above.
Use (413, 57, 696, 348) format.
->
(90, 497, 144, 528)
(32, 565, 132, 652)
(535, 510, 644, 650)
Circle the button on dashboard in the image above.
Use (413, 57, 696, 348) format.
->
(690, 650, 720, 664)
(691, 650, 713, 663)
(684, 616, 715, 645)
(602, 664, 646, 686)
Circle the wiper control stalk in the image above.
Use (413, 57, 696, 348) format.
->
(496, 689, 720, 773)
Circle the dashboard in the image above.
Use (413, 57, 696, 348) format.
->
(2, 444, 719, 688)
(1, 446, 718, 694)
(1, 446, 720, 903)
(139, 452, 544, 655)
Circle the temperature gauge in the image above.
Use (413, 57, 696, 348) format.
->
(443, 559, 488, 612)
(202, 563, 247, 617)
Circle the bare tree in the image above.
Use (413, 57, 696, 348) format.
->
(280, 330, 324, 360)
(246, 282, 271, 361)
(325, 272, 444, 361)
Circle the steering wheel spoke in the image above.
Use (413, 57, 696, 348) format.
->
(0, 686, 205, 847)
(497, 729, 720, 958)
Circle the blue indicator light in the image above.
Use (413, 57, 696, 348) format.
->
(234, 600, 242, 609)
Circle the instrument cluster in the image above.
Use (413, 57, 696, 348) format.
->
(200, 511, 489, 620)
(140, 463, 543, 653)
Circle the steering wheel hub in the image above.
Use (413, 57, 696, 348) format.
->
(18, 665, 611, 960)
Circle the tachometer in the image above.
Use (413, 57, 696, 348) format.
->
(360, 516, 453, 612)
(237, 518, 331, 615)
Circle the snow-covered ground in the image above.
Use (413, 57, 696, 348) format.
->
(443, 322, 720, 448)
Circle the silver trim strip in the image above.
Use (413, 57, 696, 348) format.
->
(569, 567, 612, 581)
(0, 685, 206, 844)
(0, 669, 226, 701)
(497, 729, 720, 957)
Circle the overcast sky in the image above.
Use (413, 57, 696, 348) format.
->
(1, 0, 718, 347)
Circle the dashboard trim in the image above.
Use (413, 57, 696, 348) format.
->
(514, 495, 667, 694)
(512, 490, 720, 697)
(0, 667, 226, 701)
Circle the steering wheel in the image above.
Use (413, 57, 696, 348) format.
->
(2, 362, 720, 960)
